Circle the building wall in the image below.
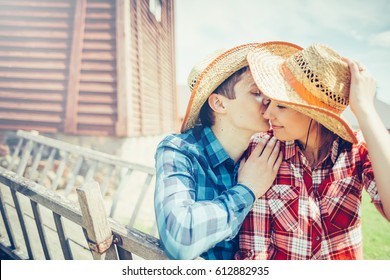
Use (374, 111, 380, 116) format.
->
(129, 0, 176, 136)
(76, 0, 119, 136)
(0, 0, 76, 133)
(342, 98, 390, 131)
(0, 0, 177, 137)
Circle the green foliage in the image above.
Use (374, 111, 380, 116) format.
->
(362, 191, 390, 259)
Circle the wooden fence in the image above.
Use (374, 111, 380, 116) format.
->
(0, 167, 167, 259)
(5, 129, 157, 235)
(0, 129, 167, 259)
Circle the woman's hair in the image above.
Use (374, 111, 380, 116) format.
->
(318, 123, 338, 147)
(199, 66, 249, 127)
(298, 120, 338, 167)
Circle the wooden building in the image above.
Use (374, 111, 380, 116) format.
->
(0, 0, 177, 137)
(342, 98, 390, 133)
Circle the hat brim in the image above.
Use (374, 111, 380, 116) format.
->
(248, 48, 358, 144)
(180, 41, 303, 133)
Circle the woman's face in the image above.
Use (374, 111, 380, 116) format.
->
(262, 98, 312, 143)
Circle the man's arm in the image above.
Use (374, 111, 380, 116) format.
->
(154, 145, 255, 260)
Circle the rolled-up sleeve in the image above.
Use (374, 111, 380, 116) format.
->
(356, 131, 386, 218)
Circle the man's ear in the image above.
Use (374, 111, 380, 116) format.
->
(208, 93, 227, 114)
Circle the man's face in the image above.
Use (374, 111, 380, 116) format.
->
(222, 70, 270, 133)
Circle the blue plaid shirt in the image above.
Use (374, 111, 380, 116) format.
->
(154, 126, 255, 260)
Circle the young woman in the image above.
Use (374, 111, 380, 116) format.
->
(237, 44, 390, 260)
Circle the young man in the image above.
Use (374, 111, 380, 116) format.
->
(154, 42, 302, 259)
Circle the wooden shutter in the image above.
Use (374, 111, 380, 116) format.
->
(129, 0, 176, 136)
(0, 0, 76, 133)
(76, 0, 118, 136)
(0, 0, 176, 137)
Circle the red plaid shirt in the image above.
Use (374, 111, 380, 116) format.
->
(236, 131, 385, 260)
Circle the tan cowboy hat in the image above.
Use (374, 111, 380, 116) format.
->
(248, 43, 358, 144)
(181, 41, 303, 133)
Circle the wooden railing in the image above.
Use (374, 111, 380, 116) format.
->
(0, 129, 167, 259)
(0, 167, 167, 260)
(5, 130, 157, 236)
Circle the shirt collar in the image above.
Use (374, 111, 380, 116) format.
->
(330, 136, 350, 164)
(201, 126, 231, 168)
(283, 137, 341, 164)
(283, 140, 298, 161)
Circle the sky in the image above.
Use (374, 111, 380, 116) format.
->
(174, 0, 390, 110)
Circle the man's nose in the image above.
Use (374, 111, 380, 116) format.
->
(262, 106, 272, 119)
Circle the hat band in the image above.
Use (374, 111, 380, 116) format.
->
(280, 62, 340, 114)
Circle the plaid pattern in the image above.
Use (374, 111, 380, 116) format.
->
(236, 131, 385, 260)
(154, 126, 255, 260)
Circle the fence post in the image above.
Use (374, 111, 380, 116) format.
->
(76, 181, 118, 260)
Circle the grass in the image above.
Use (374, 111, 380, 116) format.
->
(361, 191, 390, 259)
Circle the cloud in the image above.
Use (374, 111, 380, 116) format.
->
(175, 0, 311, 84)
(175, 0, 390, 104)
(369, 31, 390, 48)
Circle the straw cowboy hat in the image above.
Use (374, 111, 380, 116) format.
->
(181, 41, 303, 133)
(248, 43, 358, 144)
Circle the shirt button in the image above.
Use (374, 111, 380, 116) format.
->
(315, 236, 321, 241)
